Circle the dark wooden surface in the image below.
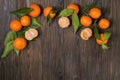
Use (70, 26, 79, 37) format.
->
(0, 0, 120, 80)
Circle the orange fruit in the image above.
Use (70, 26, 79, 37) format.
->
(96, 33, 108, 45)
(98, 18, 110, 29)
(10, 20, 22, 32)
(80, 16, 92, 27)
(67, 3, 79, 14)
(29, 3, 41, 17)
(80, 28, 93, 40)
(43, 6, 56, 18)
(89, 7, 101, 19)
(20, 16, 31, 27)
(13, 38, 27, 50)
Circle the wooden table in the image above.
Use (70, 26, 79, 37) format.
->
(0, 0, 120, 80)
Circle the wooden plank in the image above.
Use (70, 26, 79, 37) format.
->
(16, 0, 43, 80)
(41, 0, 65, 80)
(63, 0, 97, 80)
(0, 0, 22, 80)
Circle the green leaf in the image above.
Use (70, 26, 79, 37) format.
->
(72, 13, 80, 33)
(14, 48, 20, 56)
(104, 32, 111, 40)
(51, 9, 57, 14)
(84, 4, 98, 11)
(1, 41, 14, 58)
(16, 27, 28, 38)
(31, 17, 42, 28)
(94, 19, 98, 25)
(4, 31, 17, 46)
(17, 27, 29, 38)
(17, 31, 25, 38)
(94, 27, 100, 39)
(46, 9, 57, 25)
(102, 44, 110, 50)
(47, 14, 52, 25)
(10, 8, 32, 17)
(58, 8, 74, 17)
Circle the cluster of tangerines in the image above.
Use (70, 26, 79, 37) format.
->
(10, 4, 41, 50)
(57, 3, 111, 50)
(80, 5, 111, 49)
(2, 3, 111, 58)
(79, 5, 111, 47)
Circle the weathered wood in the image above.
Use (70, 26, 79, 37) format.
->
(0, 0, 120, 80)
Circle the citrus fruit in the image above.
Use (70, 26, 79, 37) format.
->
(10, 20, 22, 32)
(80, 28, 92, 40)
(43, 6, 56, 18)
(29, 3, 41, 17)
(13, 38, 27, 50)
(98, 18, 110, 29)
(25, 28, 38, 41)
(89, 7, 101, 19)
(80, 16, 92, 27)
(20, 16, 31, 27)
(58, 17, 70, 28)
(96, 33, 108, 45)
(67, 3, 79, 14)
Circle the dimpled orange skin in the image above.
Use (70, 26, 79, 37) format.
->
(10, 20, 22, 32)
(67, 3, 79, 14)
(89, 7, 101, 19)
(13, 38, 27, 50)
(43, 6, 56, 18)
(96, 33, 108, 45)
(29, 3, 41, 17)
(20, 16, 31, 27)
(80, 16, 92, 27)
(98, 18, 110, 29)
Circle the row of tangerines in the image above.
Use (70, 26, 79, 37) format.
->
(2, 3, 111, 58)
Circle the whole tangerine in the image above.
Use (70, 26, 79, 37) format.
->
(98, 18, 110, 29)
(10, 20, 22, 32)
(13, 38, 27, 50)
(29, 3, 41, 17)
(67, 3, 79, 14)
(20, 16, 31, 27)
(89, 7, 101, 19)
(80, 16, 92, 27)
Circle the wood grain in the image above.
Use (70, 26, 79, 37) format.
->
(0, 0, 120, 80)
